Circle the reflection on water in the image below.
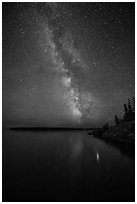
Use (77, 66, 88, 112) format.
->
(2, 129, 135, 202)
(96, 152, 100, 162)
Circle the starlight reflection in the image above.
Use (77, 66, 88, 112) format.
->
(96, 152, 100, 163)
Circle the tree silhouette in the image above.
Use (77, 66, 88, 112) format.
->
(102, 123, 109, 131)
(115, 115, 119, 125)
(128, 98, 132, 113)
(132, 96, 135, 113)
(123, 98, 135, 121)
(124, 103, 128, 115)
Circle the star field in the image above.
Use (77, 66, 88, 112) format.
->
(3, 2, 135, 127)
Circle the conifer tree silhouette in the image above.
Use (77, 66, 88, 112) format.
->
(115, 115, 119, 125)
(132, 96, 135, 112)
(124, 103, 128, 115)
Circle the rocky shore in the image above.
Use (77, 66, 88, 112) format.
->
(92, 120, 135, 144)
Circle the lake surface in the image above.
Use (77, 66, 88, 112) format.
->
(2, 128, 135, 201)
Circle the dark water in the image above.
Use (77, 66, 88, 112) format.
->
(2, 129, 135, 202)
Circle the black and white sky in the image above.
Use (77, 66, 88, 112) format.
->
(3, 2, 135, 127)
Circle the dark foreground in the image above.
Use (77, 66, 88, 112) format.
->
(3, 128, 135, 202)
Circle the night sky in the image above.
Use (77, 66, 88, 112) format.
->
(3, 2, 135, 127)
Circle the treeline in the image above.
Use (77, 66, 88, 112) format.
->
(115, 97, 135, 125)
(103, 97, 135, 130)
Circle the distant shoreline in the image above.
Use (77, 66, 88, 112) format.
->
(8, 127, 98, 131)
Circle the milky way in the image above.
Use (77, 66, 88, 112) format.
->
(3, 2, 135, 127)
(40, 16, 99, 123)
